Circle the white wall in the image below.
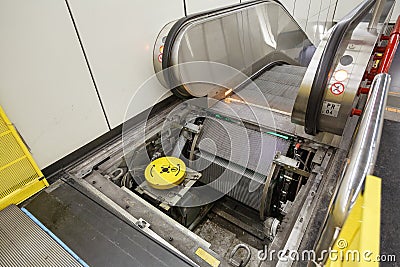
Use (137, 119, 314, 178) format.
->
(185, 0, 239, 15)
(67, 0, 184, 129)
(0, 0, 245, 169)
(0, 0, 109, 168)
(292, 0, 337, 44)
(334, 0, 400, 22)
(2, 0, 396, 170)
(280, 0, 295, 14)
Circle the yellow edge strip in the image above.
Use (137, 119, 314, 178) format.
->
(195, 248, 220, 267)
(359, 175, 381, 260)
(0, 179, 47, 210)
(326, 175, 381, 267)
(386, 107, 400, 113)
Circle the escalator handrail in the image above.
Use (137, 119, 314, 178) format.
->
(304, 0, 376, 135)
(161, 0, 308, 96)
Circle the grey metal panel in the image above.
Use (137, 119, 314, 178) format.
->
(25, 182, 198, 267)
(160, 1, 311, 97)
(0, 205, 82, 267)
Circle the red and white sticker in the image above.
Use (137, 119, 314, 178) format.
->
(158, 53, 163, 63)
(330, 82, 345, 96)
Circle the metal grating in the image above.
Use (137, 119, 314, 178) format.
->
(268, 65, 307, 76)
(0, 159, 39, 198)
(0, 106, 48, 210)
(196, 153, 266, 210)
(0, 132, 25, 166)
(234, 65, 307, 113)
(195, 117, 290, 210)
(191, 65, 304, 209)
(0, 118, 8, 133)
(0, 205, 83, 267)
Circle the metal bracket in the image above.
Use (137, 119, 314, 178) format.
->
(264, 217, 280, 241)
(228, 244, 251, 267)
(183, 122, 201, 134)
(273, 152, 310, 178)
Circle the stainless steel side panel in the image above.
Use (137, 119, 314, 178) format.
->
(292, 22, 382, 135)
(159, 1, 311, 97)
(292, 0, 395, 135)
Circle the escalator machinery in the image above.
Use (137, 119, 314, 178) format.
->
(66, 0, 396, 266)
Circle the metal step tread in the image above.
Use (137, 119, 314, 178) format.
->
(0, 205, 83, 267)
(235, 65, 306, 113)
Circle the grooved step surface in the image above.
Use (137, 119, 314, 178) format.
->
(0, 205, 82, 267)
(234, 65, 307, 114)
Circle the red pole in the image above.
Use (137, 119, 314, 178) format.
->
(378, 16, 400, 73)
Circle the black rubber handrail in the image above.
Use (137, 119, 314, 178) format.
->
(304, 0, 375, 135)
(161, 0, 307, 98)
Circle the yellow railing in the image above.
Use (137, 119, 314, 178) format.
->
(326, 175, 381, 266)
(0, 105, 48, 210)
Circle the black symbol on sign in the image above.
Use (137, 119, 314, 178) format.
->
(325, 103, 337, 115)
(159, 164, 181, 176)
(330, 82, 345, 95)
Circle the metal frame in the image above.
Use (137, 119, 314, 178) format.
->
(314, 16, 400, 258)
(314, 73, 391, 261)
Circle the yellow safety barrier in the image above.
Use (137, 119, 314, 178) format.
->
(0, 106, 48, 210)
(326, 175, 381, 266)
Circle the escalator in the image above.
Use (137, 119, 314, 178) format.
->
(33, 0, 398, 266)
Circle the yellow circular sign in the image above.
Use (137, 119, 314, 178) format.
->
(144, 156, 186, 190)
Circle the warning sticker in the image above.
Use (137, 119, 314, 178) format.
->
(330, 82, 345, 95)
(195, 248, 220, 267)
(321, 101, 341, 117)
